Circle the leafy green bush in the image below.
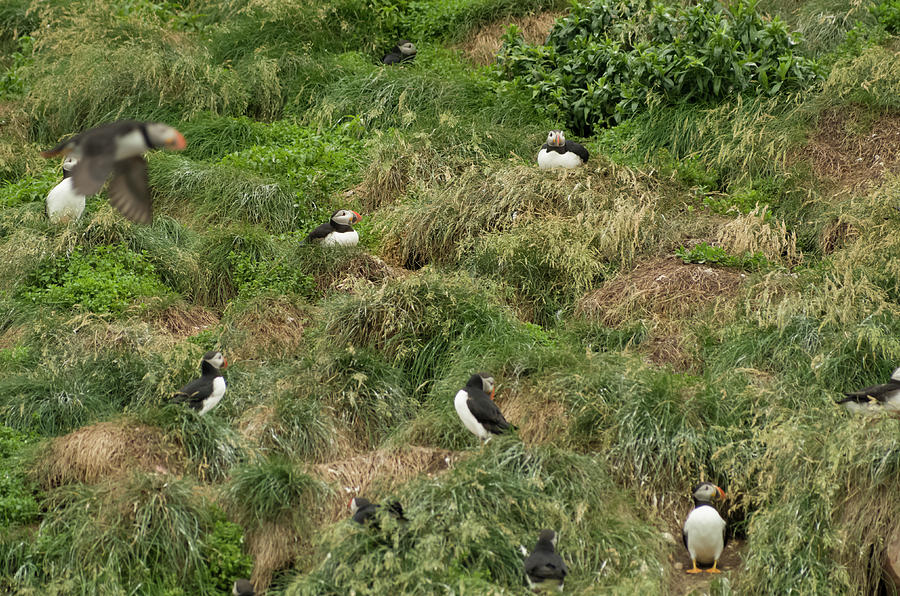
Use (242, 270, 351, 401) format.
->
(19, 245, 171, 314)
(676, 241, 772, 270)
(873, 0, 900, 32)
(495, 0, 822, 133)
(0, 426, 39, 527)
(229, 252, 315, 301)
(0, 168, 58, 208)
(0, 35, 32, 99)
(202, 519, 253, 595)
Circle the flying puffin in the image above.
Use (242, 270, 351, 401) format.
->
(836, 367, 900, 414)
(382, 40, 417, 65)
(454, 372, 514, 443)
(172, 350, 228, 416)
(682, 482, 727, 574)
(305, 209, 362, 246)
(537, 130, 589, 170)
(40, 120, 187, 224)
(45, 157, 86, 224)
(349, 497, 407, 526)
(524, 529, 568, 593)
(232, 579, 255, 596)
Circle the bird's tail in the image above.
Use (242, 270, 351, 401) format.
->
(40, 140, 72, 158)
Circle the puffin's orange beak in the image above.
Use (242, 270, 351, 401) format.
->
(222, 357, 228, 369)
(490, 388, 495, 400)
(351, 211, 362, 224)
(716, 485, 726, 500)
(168, 131, 187, 151)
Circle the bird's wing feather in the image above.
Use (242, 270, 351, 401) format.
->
(173, 377, 212, 408)
(306, 223, 334, 242)
(566, 140, 589, 162)
(841, 380, 900, 402)
(107, 156, 152, 224)
(466, 391, 510, 431)
(71, 153, 114, 196)
(525, 554, 567, 579)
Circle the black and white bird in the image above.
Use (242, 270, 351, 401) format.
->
(172, 350, 228, 416)
(682, 482, 727, 574)
(524, 529, 568, 593)
(836, 367, 900, 414)
(232, 579, 255, 596)
(305, 209, 362, 246)
(45, 157, 86, 224)
(537, 130, 589, 170)
(382, 40, 417, 65)
(454, 372, 514, 443)
(349, 497, 407, 526)
(40, 120, 187, 224)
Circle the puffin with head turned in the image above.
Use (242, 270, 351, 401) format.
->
(172, 350, 228, 416)
(682, 482, 727, 574)
(45, 156, 86, 224)
(306, 209, 362, 246)
(383, 40, 417, 65)
(40, 120, 187, 224)
(836, 367, 900, 414)
(524, 529, 568, 592)
(537, 130, 589, 170)
(454, 372, 514, 444)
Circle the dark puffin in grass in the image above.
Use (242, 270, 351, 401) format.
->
(537, 130, 589, 170)
(40, 120, 187, 224)
(305, 209, 362, 246)
(836, 367, 900, 414)
(524, 529, 568, 593)
(682, 482, 727, 574)
(382, 40, 417, 65)
(454, 372, 515, 444)
(232, 579, 255, 596)
(349, 497, 407, 526)
(45, 156, 86, 224)
(172, 350, 228, 416)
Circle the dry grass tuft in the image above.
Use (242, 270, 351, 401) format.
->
(456, 11, 562, 65)
(576, 257, 745, 326)
(495, 388, 568, 446)
(248, 522, 298, 592)
(151, 303, 219, 340)
(795, 108, 900, 191)
(716, 205, 801, 265)
(352, 135, 443, 210)
(34, 420, 182, 488)
(312, 253, 406, 294)
(313, 446, 460, 522)
(222, 297, 309, 360)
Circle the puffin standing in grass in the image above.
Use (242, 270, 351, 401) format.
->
(232, 579, 255, 596)
(454, 372, 514, 443)
(682, 482, 727, 574)
(382, 40, 417, 65)
(836, 367, 900, 414)
(524, 529, 568, 593)
(537, 130, 589, 170)
(172, 350, 228, 416)
(40, 120, 187, 224)
(305, 209, 362, 246)
(45, 157, 86, 224)
(349, 497, 407, 525)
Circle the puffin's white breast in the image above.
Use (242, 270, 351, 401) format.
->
(538, 149, 584, 170)
(113, 129, 151, 160)
(321, 230, 359, 247)
(198, 376, 227, 416)
(454, 389, 488, 440)
(683, 505, 726, 564)
(46, 178, 86, 224)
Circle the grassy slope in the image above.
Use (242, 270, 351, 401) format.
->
(1, 0, 900, 594)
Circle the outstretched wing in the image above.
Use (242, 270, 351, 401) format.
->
(108, 156, 152, 224)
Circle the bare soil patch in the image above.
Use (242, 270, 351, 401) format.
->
(668, 537, 745, 595)
(35, 420, 182, 488)
(456, 12, 563, 65)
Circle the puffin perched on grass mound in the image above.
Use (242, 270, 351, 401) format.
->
(836, 367, 900, 414)
(383, 40, 417, 65)
(172, 350, 228, 416)
(454, 372, 514, 444)
(349, 497, 407, 526)
(305, 209, 362, 246)
(45, 156, 85, 224)
(537, 130, 589, 170)
(682, 482, 727, 574)
(40, 120, 187, 224)
(524, 529, 568, 592)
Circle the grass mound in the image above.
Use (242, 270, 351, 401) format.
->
(456, 10, 562, 65)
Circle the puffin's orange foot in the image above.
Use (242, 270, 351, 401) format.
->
(686, 561, 703, 574)
(705, 562, 722, 573)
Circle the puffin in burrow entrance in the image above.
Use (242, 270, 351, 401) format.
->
(349, 497, 407, 526)
(454, 372, 514, 444)
(382, 40, 417, 65)
(305, 209, 362, 246)
(40, 120, 187, 224)
(682, 482, 727, 574)
(232, 579, 255, 596)
(524, 529, 568, 592)
(836, 367, 900, 414)
(537, 130, 589, 170)
(45, 157, 86, 224)
(172, 350, 228, 416)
